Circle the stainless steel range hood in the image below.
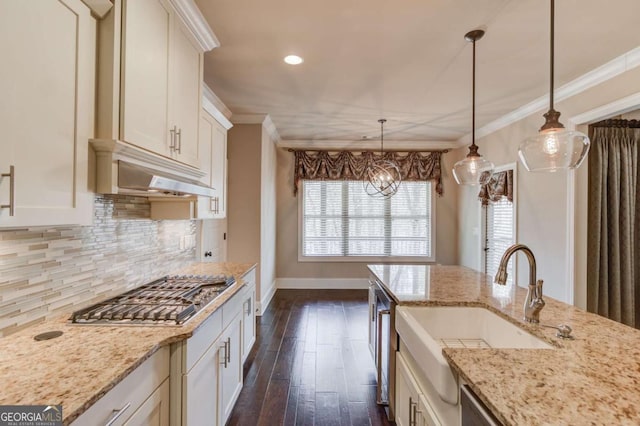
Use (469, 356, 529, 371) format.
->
(90, 139, 214, 198)
(118, 161, 215, 197)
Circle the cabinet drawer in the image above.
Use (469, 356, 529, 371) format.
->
(242, 268, 256, 288)
(72, 347, 169, 425)
(222, 290, 243, 330)
(185, 308, 222, 372)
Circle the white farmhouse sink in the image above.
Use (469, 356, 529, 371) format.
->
(395, 306, 554, 405)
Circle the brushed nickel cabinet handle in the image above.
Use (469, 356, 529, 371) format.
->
(409, 397, 417, 426)
(376, 309, 390, 405)
(176, 128, 182, 153)
(220, 342, 228, 368)
(169, 126, 177, 152)
(226, 337, 231, 363)
(104, 402, 131, 426)
(1, 165, 15, 216)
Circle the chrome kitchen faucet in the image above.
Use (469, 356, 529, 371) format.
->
(494, 244, 545, 323)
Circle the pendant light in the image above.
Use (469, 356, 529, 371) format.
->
(453, 30, 494, 186)
(518, 0, 590, 172)
(364, 119, 401, 198)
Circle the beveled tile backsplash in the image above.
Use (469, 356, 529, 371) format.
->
(0, 195, 196, 336)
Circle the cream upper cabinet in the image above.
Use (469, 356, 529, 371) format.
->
(97, 0, 218, 169)
(120, 0, 171, 155)
(170, 23, 203, 166)
(0, 0, 94, 227)
(197, 111, 228, 219)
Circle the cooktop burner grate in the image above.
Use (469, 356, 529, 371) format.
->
(70, 274, 235, 325)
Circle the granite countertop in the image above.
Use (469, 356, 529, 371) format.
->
(0, 262, 256, 425)
(367, 264, 640, 426)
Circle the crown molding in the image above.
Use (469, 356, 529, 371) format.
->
(232, 114, 281, 143)
(81, 0, 113, 18)
(570, 91, 640, 125)
(277, 139, 456, 151)
(202, 84, 233, 130)
(168, 0, 220, 52)
(457, 46, 640, 146)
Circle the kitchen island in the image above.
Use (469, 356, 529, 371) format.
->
(368, 264, 640, 425)
(0, 262, 256, 425)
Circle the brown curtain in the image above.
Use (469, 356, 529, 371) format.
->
(478, 170, 513, 206)
(587, 119, 640, 328)
(291, 150, 445, 195)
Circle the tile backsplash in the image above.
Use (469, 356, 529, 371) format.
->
(0, 195, 196, 336)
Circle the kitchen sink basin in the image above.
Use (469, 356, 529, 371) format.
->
(395, 306, 554, 405)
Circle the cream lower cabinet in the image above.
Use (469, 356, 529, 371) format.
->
(0, 0, 94, 227)
(396, 352, 442, 426)
(197, 110, 228, 219)
(240, 268, 257, 362)
(72, 347, 170, 426)
(175, 287, 248, 425)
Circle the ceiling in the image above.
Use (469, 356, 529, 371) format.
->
(196, 0, 640, 147)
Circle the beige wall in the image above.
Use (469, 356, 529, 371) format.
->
(227, 124, 262, 288)
(227, 122, 277, 310)
(457, 67, 640, 304)
(275, 148, 459, 280)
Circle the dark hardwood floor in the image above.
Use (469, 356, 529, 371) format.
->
(227, 289, 392, 426)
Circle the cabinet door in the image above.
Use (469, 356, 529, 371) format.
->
(396, 353, 422, 426)
(219, 315, 242, 425)
(210, 119, 228, 218)
(197, 112, 227, 219)
(124, 379, 170, 426)
(170, 20, 202, 167)
(0, 0, 94, 227)
(121, 0, 171, 154)
(241, 284, 256, 362)
(184, 337, 220, 426)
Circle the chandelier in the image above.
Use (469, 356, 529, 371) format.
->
(364, 119, 401, 197)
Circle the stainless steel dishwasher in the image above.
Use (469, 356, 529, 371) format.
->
(369, 277, 397, 421)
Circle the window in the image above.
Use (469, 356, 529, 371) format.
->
(300, 180, 434, 261)
(484, 194, 515, 284)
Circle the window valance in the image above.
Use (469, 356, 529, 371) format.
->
(291, 150, 445, 196)
(478, 169, 513, 206)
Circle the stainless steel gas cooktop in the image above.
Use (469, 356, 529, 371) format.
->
(70, 274, 235, 325)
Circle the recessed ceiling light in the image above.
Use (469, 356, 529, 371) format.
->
(284, 55, 303, 65)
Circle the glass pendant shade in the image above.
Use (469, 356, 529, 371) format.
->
(452, 29, 493, 186)
(519, 0, 590, 172)
(453, 154, 494, 185)
(518, 127, 589, 172)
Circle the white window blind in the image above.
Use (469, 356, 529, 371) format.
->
(484, 197, 514, 284)
(301, 180, 433, 258)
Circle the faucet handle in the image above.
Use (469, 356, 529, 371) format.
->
(535, 279, 544, 299)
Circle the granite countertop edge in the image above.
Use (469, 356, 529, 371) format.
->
(0, 262, 257, 425)
(366, 263, 640, 426)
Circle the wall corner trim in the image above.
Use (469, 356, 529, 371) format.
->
(232, 114, 281, 143)
(258, 279, 277, 316)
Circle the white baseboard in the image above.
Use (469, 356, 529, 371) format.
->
(257, 279, 276, 316)
(276, 278, 370, 289)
